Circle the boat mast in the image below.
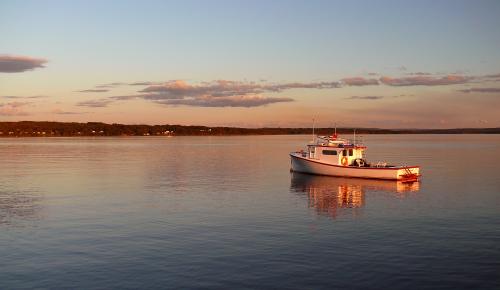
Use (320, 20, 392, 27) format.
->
(312, 118, 315, 143)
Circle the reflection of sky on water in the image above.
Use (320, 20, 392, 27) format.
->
(0, 135, 498, 289)
(290, 173, 420, 219)
(0, 187, 41, 226)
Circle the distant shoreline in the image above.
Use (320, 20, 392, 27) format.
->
(0, 121, 499, 137)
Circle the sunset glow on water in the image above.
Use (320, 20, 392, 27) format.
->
(0, 135, 499, 289)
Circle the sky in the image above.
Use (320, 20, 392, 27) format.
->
(1, 0, 500, 128)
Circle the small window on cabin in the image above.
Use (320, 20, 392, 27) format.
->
(322, 150, 337, 155)
(343, 149, 347, 156)
(349, 149, 353, 156)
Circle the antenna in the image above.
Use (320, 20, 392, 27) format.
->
(353, 128, 356, 145)
(312, 118, 316, 142)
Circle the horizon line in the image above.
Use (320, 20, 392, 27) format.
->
(1, 120, 499, 131)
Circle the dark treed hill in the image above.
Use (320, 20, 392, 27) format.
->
(0, 121, 499, 137)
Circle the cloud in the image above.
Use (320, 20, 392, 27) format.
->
(406, 72, 432, 76)
(95, 82, 126, 88)
(270, 81, 341, 90)
(341, 77, 379, 86)
(140, 80, 262, 96)
(2, 95, 48, 99)
(129, 81, 161, 86)
(380, 75, 471, 86)
(79, 94, 293, 108)
(77, 89, 109, 93)
(346, 96, 384, 100)
(135, 80, 340, 107)
(0, 102, 30, 116)
(78, 73, 480, 109)
(481, 73, 500, 82)
(77, 99, 113, 107)
(109, 95, 141, 100)
(156, 95, 294, 107)
(0, 55, 47, 73)
(51, 108, 85, 115)
(140, 79, 339, 97)
(458, 87, 500, 93)
(0, 101, 29, 107)
(78, 79, 307, 108)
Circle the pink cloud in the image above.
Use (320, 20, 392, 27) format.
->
(127, 80, 337, 107)
(341, 77, 379, 86)
(78, 79, 303, 108)
(78, 73, 480, 110)
(140, 79, 340, 97)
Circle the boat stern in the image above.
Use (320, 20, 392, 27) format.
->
(397, 166, 420, 182)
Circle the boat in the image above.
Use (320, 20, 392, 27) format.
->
(290, 132, 420, 181)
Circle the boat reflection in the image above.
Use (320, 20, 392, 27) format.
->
(290, 172, 420, 218)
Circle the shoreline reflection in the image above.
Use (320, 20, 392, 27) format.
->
(290, 173, 420, 218)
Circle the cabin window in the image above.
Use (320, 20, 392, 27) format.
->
(342, 149, 347, 156)
(322, 150, 337, 155)
(349, 149, 353, 156)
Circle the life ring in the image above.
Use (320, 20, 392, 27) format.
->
(341, 156, 348, 166)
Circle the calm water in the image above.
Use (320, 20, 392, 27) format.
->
(0, 135, 499, 289)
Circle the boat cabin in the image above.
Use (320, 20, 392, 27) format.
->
(305, 135, 367, 167)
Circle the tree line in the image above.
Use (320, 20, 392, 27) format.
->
(0, 121, 498, 137)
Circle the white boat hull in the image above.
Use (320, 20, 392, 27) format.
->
(290, 153, 419, 181)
